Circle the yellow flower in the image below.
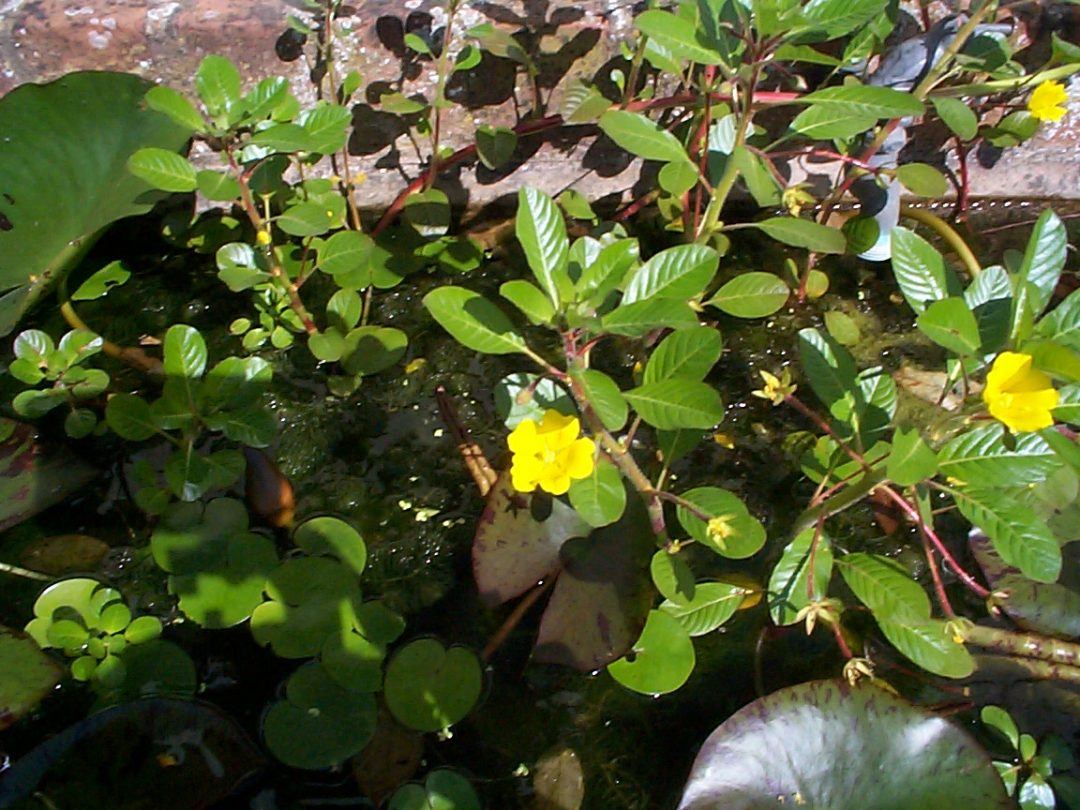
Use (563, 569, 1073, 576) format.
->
(751, 368, 796, 406)
(1027, 80, 1069, 123)
(508, 410, 595, 495)
(782, 184, 817, 218)
(706, 514, 737, 550)
(982, 351, 1059, 432)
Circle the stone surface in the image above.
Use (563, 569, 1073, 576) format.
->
(1, 0, 1078, 212)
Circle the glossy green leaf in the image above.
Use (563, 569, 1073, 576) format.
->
(195, 55, 241, 118)
(661, 581, 746, 636)
(887, 428, 938, 485)
(707, 272, 789, 317)
(144, 86, 205, 131)
(675, 486, 765, 559)
(622, 244, 719, 304)
(276, 202, 336, 237)
(791, 106, 878, 140)
(750, 218, 846, 254)
(516, 187, 569, 308)
(602, 299, 698, 337)
(599, 110, 690, 163)
(1018, 208, 1067, 320)
(643, 326, 723, 384)
(890, 226, 955, 313)
(953, 488, 1061, 583)
(932, 97, 978, 140)
(500, 280, 555, 325)
(608, 609, 695, 695)
(476, 125, 517, 170)
(837, 553, 930, 620)
(71, 261, 130, 302)
(916, 297, 981, 355)
(896, 163, 949, 197)
(571, 369, 626, 431)
(294, 516, 366, 576)
(341, 326, 408, 376)
(634, 10, 726, 66)
(105, 394, 157, 441)
(163, 324, 207, 379)
(568, 457, 626, 528)
(127, 148, 197, 193)
(423, 287, 526, 355)
(624, 380, 724, 430)
(877, 617, 975, 678)
(796, 85, 925, 118)
(938, 424, 1059, 487)
(768, 528, 833, 625)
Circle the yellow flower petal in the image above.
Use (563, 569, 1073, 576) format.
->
(539, 469, 572, 495)
(1028, 80, 1069, 123)
(982, 352, 1058, 432)
(562, 438, 597, 479)
(508, 419, 539, 455)
(538, 410, 580, 451)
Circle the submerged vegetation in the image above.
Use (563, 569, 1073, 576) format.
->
(0, 0, 1078, 806)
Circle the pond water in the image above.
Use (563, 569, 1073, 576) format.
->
(0, 197, 1076, 808)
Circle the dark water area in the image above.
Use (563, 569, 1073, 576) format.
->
(0, 197, 1076, 808)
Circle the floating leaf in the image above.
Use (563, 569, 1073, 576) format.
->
(678, 680, 1010, 809)
(0, 626, 63, 730)
(383, 640, 483, 732)
(607, 610, 695, 695)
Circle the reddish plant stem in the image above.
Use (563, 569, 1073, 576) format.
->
(832, 622, 853, 658)
(481, 573, 558, 662)
(767, 147, 878, 171)
(919, 519, 956, 618)
(880, 485, 991, 599)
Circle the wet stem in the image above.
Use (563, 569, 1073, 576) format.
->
(224, 147, 319, 335)
(784, 393, 990, 600)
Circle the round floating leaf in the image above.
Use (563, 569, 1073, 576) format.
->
(294, 516, 366, 575)
(383, 639, 483, 732)
(19, 534, 109, 576)
(321, 630, 384, 692)
(607, 610, 695, 695)
(389, 769, 482, 810)
(0, 626, 63, 730)
(263, 662, 377, 770)
(0, 72, 192, 334)
(123, 615, 163, 645)
(675, 487, 766, 559)
(96, 640, 196, 705)
(355, 601, 407, 646)
(250, 557, 363, 658)
(678, 680, 1011, 809)
(169, 532, 277, 629)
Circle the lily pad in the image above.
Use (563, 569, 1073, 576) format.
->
(19, 534, 110, 575)
(0, 626, 63, 730)
(383, 639, 483, 733)
(0, 698, 265, 808)
(607, 609, 695, 695)
(0, 72, 192, 334)
(250, 556, 363, 658)
(678, 680, 1011, 809)
(294, 515, 366, 576)
(388, 769, 481, 810)
(94, 640, 197, 707)
(533, 488, 654, 671)
(473, 474, 590, 606)
(0, 421, 97, 534)
(262, 662, 378, 770)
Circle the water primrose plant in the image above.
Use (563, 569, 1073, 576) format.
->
(0, 0, 1078, 804)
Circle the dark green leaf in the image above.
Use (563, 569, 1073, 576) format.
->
(916, 297, 981, 355)
(568, 457, 626, 528)
(751, 217, 846, 254)
(932, 97, 978, 140)
(423, 287, 526, 355)
(571, 369, 627, 431)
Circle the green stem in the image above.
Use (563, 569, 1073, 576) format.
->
(900, 205, 981, 278)
(0, 561, 52, 581)
(966, 624, 1080, 667)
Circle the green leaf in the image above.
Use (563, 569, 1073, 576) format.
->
(661, 581, 746, 636)
(607, 609, 695, 695)
(679, 680, 1008, 808)
(165, 446, 213, 502)
(195, 55, 241, 119)
(195, 170, 241, 201)
(0, 73, 191, 336)
(294, 515, 366, 576)
(516, 187, 570, 308)
(384, 639, 483, 732)
(938, 424, 1059, 487)
(981, 705, 1020, 750)
(71, 260, 130, 301)
(890, 226, 954, 313)
(127, 148, 197, 192)
(797, 327, 857, 414)
(0, 626, 63, 730)
(750, 218, 846, 254)
(500, 279, 555, 325)
(163, 324, 207, 379)
(768, 528, 833, 625)
(603, 299, 698, 337)
(791, 106, 879, 140)
(277, 201, 336, 237)
(644, 326, 723, 384)
(953, 488, 1061, 583)
(599, 109, 690, 163)
(1018, 208, 1067, 319)
(675, 486, 765, 559)
(299, 102, 351, 154)
(732, 146, 782, 207)
(144, 86, 205, 131)
(576, 239, 640, 303)
(800, 0, 886, 39)
(836, 553, 930, 620)
(494, 373, 574, 430)
(423, 286, 526, 355)
(105, 394, 157, 441)
(571, 369, 627, 431)
(561, 79, 611, 124)
(326, 289, 362, 332)
(887, 428, 938, 485)
(634, 10, 727, 66)
(707, 272, 789, 318)
(876, 617, 975, 678)
(896, 163, 949, 197)
(568, 457, 626, 528)
(650, 549, 696, 605)
(250, 123, 315, 153)
(622, 244, 719, 304)
(658, 159, 700, 196)
(624, 380, 724, 430)
(824, 310, 860, 345)
(796, 85, 924, 119)
(916, 297, 981, 355)
(403, 188, 450, 238)
(341, 326, 408, 376)
(932, 97, 978, 141)
(318, 230, 373, 278)
(476, 125, 518, 169)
